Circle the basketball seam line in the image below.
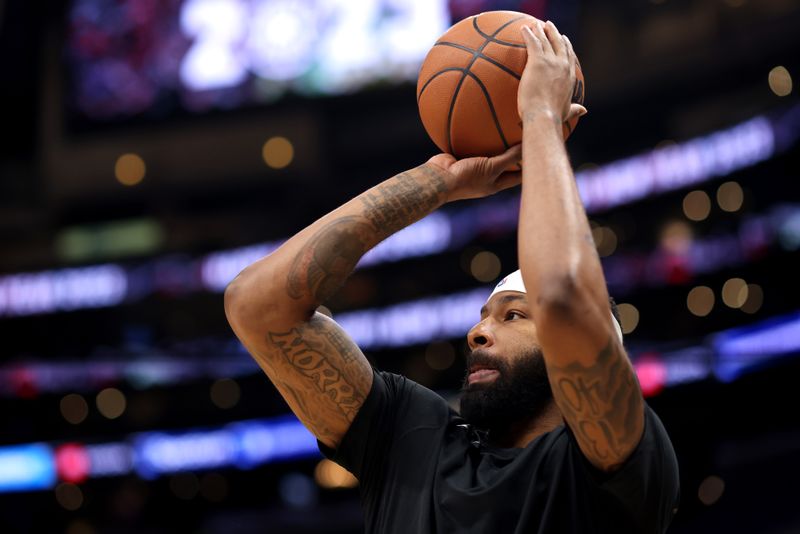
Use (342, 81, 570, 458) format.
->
(465, 71, 510, 150)
(445, 15, 527, 156)
(472, 16, 527, 49)
(432, 41, 521, 80)
(417, 67, 467, 103)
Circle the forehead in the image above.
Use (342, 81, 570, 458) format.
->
(479, 291, 528, 317)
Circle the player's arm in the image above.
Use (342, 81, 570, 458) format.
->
(516, 20, 644, 472)
(224, 149, 521, 449)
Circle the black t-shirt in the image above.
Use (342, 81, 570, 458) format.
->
(320, 369, 680, 534)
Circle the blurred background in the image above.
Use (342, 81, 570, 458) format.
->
(1, 0, 799, 532)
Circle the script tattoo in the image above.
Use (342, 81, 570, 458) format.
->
(277, 380, 337, 440)
(269, 328, 364, 421)
(359, 166, 448, 237)
(323, 328, 358, 364)
(286, 217, 373, 301)
(550, 339, 643, 470)
(286, 165, 448, 302)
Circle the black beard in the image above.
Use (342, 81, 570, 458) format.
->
(459, 346, 553, 435)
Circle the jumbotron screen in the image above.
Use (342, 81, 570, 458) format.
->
(64, 0, 559, 123)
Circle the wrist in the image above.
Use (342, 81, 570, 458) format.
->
(520, 107, 562, 128)
(420, 161, 460, 204)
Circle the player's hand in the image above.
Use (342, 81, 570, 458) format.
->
(426, 144, 522, 202)
(517, 20, 587, 125)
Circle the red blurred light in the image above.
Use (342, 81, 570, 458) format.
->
(634, 354, 667, 397)
(55, 443, 91, 484)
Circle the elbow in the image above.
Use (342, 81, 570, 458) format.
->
(223, 269, 312, 336)
(534, 273, 588, 319)
(222, 269, 269, 333)
(223, 274, 248, 331)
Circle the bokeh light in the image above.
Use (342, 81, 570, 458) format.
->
(262, 136, 294, 169)
(716, 181, 744, 212)
(96, 388, 126, 419)
(470, 251, 501, 282)
(314, 459, 358, 489)
(740, 283, 764, 314)
(65, 519, 96, 534)
(279, 473, 318, 509)
(55, 483, 84, 511)
(170, 473, 200, 500)
(592, 226, 618, 257)
(768, 66, 792, 97)
(424, 341, 456, 370)
(114, 153, 146, 186)
(698, 475, 725, 505)
(687, 286, 715, 317)
(210, 378, 241, 409)
(200, 473, 229, 502)
(683, 190, 711, 221)
(660, 220, 694, 255)
(721, 278, 748, 308)
(617, 303, 640, 334)
(60, 393, 89, 425)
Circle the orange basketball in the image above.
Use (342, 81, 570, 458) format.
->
(417, 11, 585, 159)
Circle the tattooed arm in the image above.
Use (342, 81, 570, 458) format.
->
(224, 147, 521, 448)
(516, 21, 644, 472)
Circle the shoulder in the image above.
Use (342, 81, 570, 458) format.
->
(371, 370, 454, 423)
(565, 403, 678, 479)
(562, 403, 680, 528)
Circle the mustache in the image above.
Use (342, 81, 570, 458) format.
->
(465, 348, 506, 372)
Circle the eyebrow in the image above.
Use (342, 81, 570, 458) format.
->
(479, 294, 527, 318)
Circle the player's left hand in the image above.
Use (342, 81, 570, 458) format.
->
(518, 20, 587, 125)
(427, 144, 522, 202)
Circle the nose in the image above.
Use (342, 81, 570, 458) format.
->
(467, 320, 495, 350)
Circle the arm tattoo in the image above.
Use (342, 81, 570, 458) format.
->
(549, 339, 643, 470)
(286, 165, 447, 302)
(359, 167, 447, 238)
(277, 380, 337, 440)
(268, 327, 365, 422)
(286, 216, 374, 300)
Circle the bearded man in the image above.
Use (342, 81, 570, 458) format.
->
(224, 19, 679, 534)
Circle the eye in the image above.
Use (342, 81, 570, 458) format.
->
(505, 310, 524, 321)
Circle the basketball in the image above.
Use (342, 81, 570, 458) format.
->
(417, 11, 585, 159)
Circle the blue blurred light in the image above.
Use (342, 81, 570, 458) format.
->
(713, 312, 800, 382)
(133, 429, 239, 479)
(0, 444, 56, 493)
(201, 241, 283, 292)
(0, 264, 127, 317)
(0, 110, 795, 318)
(234, 416, 320, 469)
(576, 116, 775, 213)
(336, 288, 490, 349)
(132, 416, 318, 479)
(86, 442, 133, 477)
(279, 472, 318, 509)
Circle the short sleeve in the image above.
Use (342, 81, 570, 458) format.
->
(318, 368, 450, 493)
(567, 404, 681, 531)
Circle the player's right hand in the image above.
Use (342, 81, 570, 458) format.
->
(426, 144, 522, 202)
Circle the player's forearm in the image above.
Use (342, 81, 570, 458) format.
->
(225, 163, 452, 331)
(517, 110, 607, 309)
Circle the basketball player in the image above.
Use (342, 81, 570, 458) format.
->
(225, 19, 679, 533)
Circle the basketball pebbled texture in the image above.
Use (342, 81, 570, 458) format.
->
(417, 11, 585, 159)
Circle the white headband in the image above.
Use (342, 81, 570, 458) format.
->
(489, 270, 624, 343)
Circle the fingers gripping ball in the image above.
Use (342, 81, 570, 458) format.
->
(417, 11, 585, 159)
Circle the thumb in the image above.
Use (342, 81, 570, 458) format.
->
(566, 104, 588, 123)
(487, 144, 523, 176)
